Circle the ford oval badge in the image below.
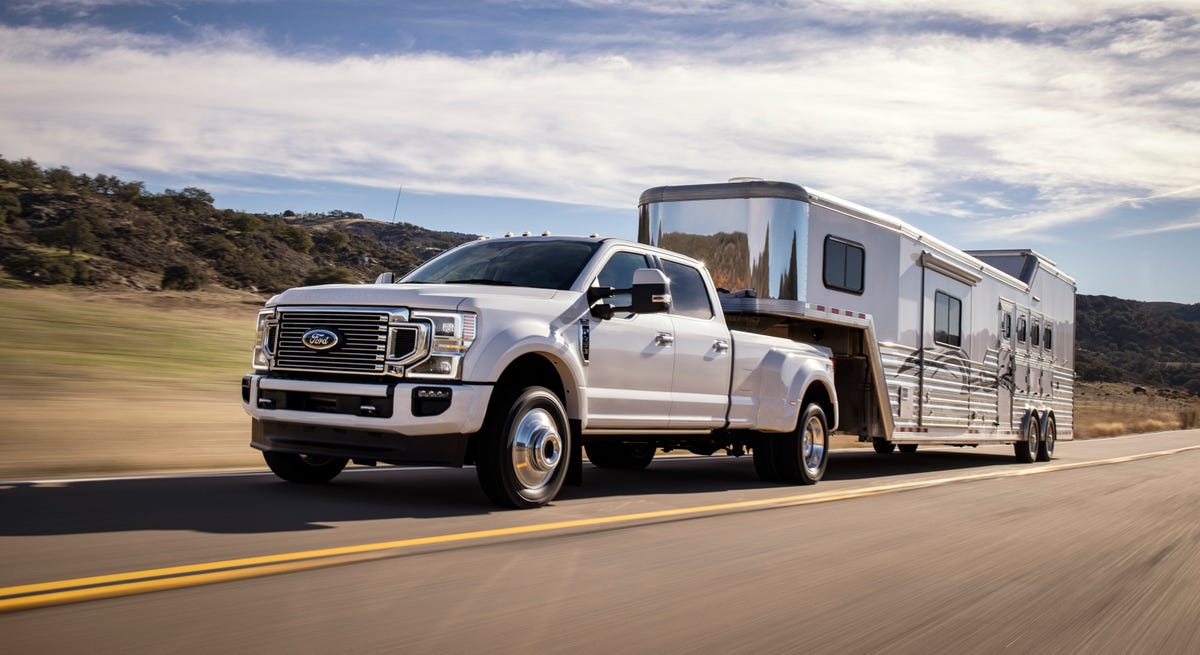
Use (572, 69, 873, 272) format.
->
(301, 328, 340, 351)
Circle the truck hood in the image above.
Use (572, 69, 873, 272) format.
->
(268, 283, 564, 312)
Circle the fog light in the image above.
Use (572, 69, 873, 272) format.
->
(412, 386, 453, 417)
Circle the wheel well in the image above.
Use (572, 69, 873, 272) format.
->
(802, 382, 836, 431)
(466, 353, 566, 465)
(493, 353, 566, 403)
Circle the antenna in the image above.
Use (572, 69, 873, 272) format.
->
(390, 186, 403, 224)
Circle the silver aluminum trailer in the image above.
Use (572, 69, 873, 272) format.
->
(638, 180, 1075, 461)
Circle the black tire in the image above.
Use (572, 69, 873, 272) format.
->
(873, 438, 895, 455)
(585, 441, 655, 470)
(476, 386, 571, 509)
(263, 451, 347, 483)
(753, 435, 779, 482)
(1014, 415, 1040, 463)
(898, 444, 919, 455)
(772, 404, 829, 485)
(1037, 415, 1056, 462)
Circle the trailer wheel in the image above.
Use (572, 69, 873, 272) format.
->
(773, 404, 829, 485)
(585, 442, 655, 470)
(872, 438, 895, 455)
(898, 444, 919, 455)
(476, 386, 570, 509)
(263, 452, 347, 483)
(1037, 415, 1056, 462)
(753, 436, 779, 482)
(1014, 415, 1040, 464)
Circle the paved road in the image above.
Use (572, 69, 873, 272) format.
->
(3, 431, 1200, 653)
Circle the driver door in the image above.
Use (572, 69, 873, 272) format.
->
(583, 251, 675, 429)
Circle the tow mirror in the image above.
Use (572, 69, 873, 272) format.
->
(374, 272, 395, 284)
(629, 268, 671, 314)
(588, 286, 616, 304)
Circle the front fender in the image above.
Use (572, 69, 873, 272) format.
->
(462, 316, 588, 420)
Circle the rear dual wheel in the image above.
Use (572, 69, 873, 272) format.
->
(754, 403, 829, 485)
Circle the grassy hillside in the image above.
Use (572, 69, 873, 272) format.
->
(0, 155, 473, 293)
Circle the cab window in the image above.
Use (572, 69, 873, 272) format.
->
(661, 259, 714, 320)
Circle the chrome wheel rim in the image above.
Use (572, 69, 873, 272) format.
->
(802, 414, 826, 477)
(1028, 429, 1039, 458)
(511, 408, 563, 490)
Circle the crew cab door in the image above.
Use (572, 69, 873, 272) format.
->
(660, 259, 733, 429)
(584, 251, 674, 429)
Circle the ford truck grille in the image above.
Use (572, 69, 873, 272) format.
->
(275, 309, 406, 375)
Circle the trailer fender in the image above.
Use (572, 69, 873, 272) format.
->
(1019, 409, 1040, 441)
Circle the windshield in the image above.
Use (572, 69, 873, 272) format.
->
(401, 239, 600, 290)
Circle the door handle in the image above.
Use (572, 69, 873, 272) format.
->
(713, 340, 730, 353)
(655, 332, 674, 346)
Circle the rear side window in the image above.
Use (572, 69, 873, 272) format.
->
(661, 260, 714, 320)
(824, 236, 864, 294)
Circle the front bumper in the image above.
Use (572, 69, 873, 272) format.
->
(242, 375, 493, 466)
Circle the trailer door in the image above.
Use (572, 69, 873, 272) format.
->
(921, 274, 972, 430)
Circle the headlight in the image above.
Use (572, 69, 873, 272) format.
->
(252, 308, 276, 371)
(408, 311, 476, 379)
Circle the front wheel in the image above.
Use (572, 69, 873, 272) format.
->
(263, 451, 347, 483)
(476, 386, 571, 508)
(773, 404, 829, 485)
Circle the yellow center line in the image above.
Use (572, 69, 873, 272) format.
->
(3, 444, 1198, 613)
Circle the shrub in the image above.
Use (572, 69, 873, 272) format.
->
(161, 264, 204, 290)
(3, 251, 76, 285)
(304, 266, 357, 286)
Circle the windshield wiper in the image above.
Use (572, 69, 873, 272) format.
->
(445, 278, 514, 286)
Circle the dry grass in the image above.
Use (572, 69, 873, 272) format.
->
(0, 287, 265, 478)
(1073, 382, 1200, 439)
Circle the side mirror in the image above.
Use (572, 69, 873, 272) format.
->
(590, 304, 615, 320)
(629, 268, 671, 314)
(374, 272, 395, 284)
(587, 286, 616, 304)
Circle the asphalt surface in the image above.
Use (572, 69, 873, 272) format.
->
(3, 431, 1200, 653)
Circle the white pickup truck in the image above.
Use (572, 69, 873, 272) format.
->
(242, 236, 837, 508)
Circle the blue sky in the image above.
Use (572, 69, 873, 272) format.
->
(1, 1, 1198, 302)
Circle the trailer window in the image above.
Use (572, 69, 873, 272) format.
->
(1001, 313, 1012, 339)
(1032, 322, 1041, 347)
(661, 260, 714, 320)
(823, 236, 864, 294)
(1017, 317, 1027, 343)
(934, 291, 961, 347)
(1044, 327, 1053, 351)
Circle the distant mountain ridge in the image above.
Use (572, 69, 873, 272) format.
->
(0, 155, 474, 292)
(0, 155, 1197, 392)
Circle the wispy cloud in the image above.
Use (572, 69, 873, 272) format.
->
(1115, 215, 1200, 238)
(0, 3, 1196, 240)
